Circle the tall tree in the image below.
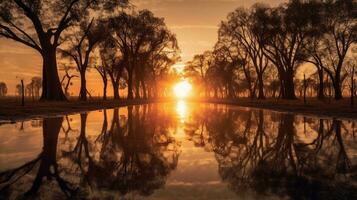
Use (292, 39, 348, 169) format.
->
(219, 5, 270, 99)
(61, 20, 108, 100)
(95, 62, 109, 100)
(109, 10, 178, 99)
(0, 0, 128, 101)
(99, 37, 126, 99)
(317, 0, 356, 100)
(255, 1, 321, 99)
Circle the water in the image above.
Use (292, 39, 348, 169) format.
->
(0, 102, 356, 200)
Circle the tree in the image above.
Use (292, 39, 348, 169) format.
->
(0, 82, 7, 96)
(316, 0, 356, 100)
(99, 37, 125, 99)
(109, 10, 178, 99)
(31, 77, 42, 98)
(0, 0, 128, 101)
(61, 19, 109, 101)
(185, 51, 213, 97)
(94, 62, 109, 100)
(255, 1, 321, 99)
(60, 65, 77, 97)
(219, 5, 270, 99)
(15, 83, 22, 96)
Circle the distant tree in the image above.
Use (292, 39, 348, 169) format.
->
(0, 82, 7, 96)
(31, 77, 42, 98)
(0, 0, 128, 101)
(15, 83, 22, 96)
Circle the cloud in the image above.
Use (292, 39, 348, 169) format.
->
(170, 25, 218, 30)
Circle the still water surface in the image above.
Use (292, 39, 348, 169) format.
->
(0, 102, 356, 199)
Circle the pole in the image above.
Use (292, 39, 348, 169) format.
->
(303, 74, 307, 105)
(351, 66, 355, 108)
(21, 79, 25, 106)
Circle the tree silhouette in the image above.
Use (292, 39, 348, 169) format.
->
(0, 0, 128, 101)
(94, 63, 109, 100)
(218, 5, 270, 99)
(0, 117, 80, 199)
(0, 82, 7, 97)
(60, 65, 78, 97)
(61, 19, 109, 101)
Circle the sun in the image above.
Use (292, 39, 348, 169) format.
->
(173, 80, 192, 99)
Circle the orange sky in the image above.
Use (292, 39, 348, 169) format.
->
(0, 0, 285, 95)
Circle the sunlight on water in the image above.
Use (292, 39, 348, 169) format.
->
(176, 100, 188, 123)
(0, 103, 357, 199)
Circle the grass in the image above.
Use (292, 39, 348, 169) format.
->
(199, 97, 357, 120)
(0, 96, 357, 121)
(0, 97, 169, 121)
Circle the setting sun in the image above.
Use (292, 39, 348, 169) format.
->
(173, 80, 192, 99)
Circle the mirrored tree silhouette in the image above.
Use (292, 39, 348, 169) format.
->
(185, 107, 357, 199)
(0, 117, 78, 199)
(61, 106, 180, 198)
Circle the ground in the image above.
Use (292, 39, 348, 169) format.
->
(0, 97, 356, 121)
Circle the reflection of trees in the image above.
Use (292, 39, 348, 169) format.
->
(61, 106, 179, 197)
(186, 107, 357, 199)
(92, 106, 179, 196)
(0, 117, 77, 199)
(1, 105, 179, 199)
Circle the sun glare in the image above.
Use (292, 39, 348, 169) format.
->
(173, 80, 192, 99)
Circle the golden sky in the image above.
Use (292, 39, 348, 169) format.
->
(0, 0, 285, 95)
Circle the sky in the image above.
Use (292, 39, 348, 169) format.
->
(0, 0, 286, 95)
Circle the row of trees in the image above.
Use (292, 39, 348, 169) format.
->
(60, 9, 179, 100)
(185, 0, 356, 100)
(0, 0, 180, 101)
(14, 77, 42, 99)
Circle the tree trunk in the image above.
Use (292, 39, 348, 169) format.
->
(40, 49, 67, 101)
(141, 80, 147, 99)
(135, 81, 140, 99)
(103, 80, 107, 100)
(317, 69, 325, 100)
(79, 71, 87, 101)
(127, 71, 134, 100)
(257, 74, 265, 99)
(282, 71, 296, 99)
(113, 83, 120, 100)
(334, 75, 343, 100)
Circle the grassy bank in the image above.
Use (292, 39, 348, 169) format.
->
(0, 97, 357, 121)
(0, 97, 169, 121)
(198, 98, 357, 120)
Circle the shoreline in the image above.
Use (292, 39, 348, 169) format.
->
(0, 98, 168, 122)
(198, 98, 357, 120)
(0, 97, 357, 122)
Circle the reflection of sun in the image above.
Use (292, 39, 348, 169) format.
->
(176, 100, 187, 123)
(173, 80, 192, 99)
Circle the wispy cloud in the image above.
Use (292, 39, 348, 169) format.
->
(170, 25, 218, 30)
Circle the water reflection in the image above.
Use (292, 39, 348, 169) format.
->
(0, 105, 180, 199)
(176, 100, 188, 123)
(0, 103, 356, 199)
(186, 107, 357, 199)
